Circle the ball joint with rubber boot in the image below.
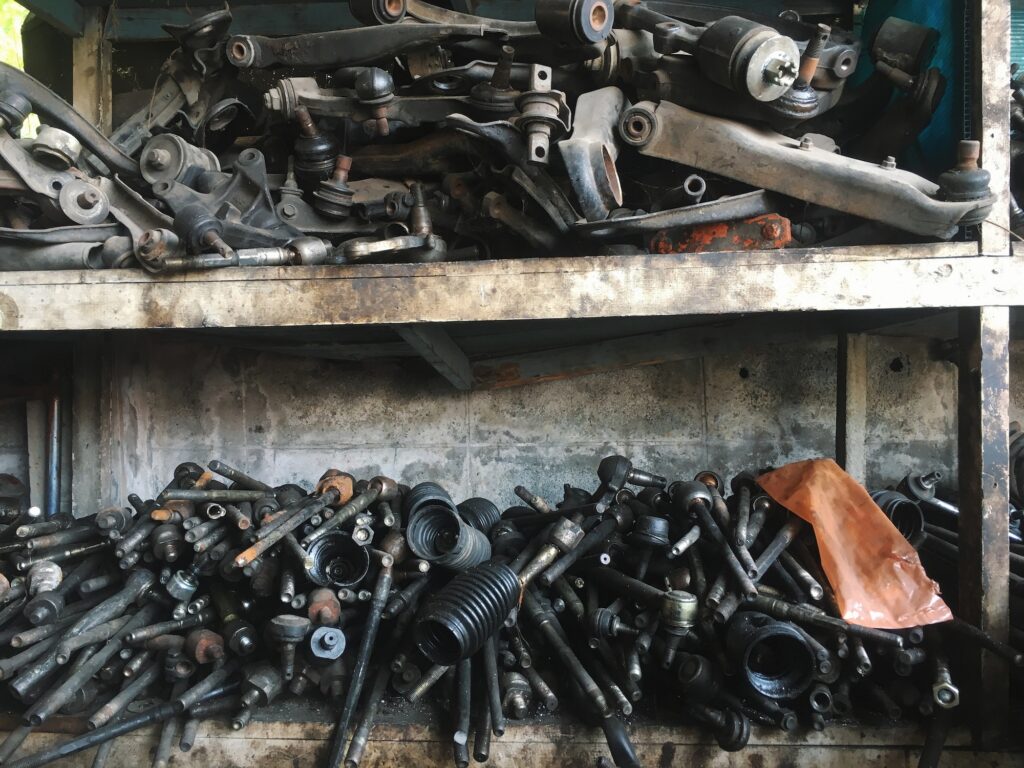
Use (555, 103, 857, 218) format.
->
(415, 561, 519, 665)
(313, 155, 355, 219)
(293, 105, 338, 191)
(594, 455, 667, 504)
(355, 67, 394, 137)
(268, 614, 311, 682)
(938, 141, 993, 226)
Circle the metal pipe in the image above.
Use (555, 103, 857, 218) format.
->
(5, 684, 239, 768)
(43, 393, 61, 521)
(325, 554, 394, 767)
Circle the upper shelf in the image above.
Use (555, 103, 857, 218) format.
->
(0, 241, 1014, 333)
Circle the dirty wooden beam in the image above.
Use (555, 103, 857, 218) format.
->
(392, 324, 473, 390)
(71, 7, 112, 134)
(70, 334, 103, 519)
(17, 0, 85, 37)
(0, 719, 1011, 768)
(975, 0, 1011, 255)
(472, 315, 821, 389)
(957, 306, 1010, 746)
(836, 333, 868, 483)
(0, 246, 1012, 334)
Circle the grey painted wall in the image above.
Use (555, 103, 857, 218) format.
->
(2, 334, 1020, 513)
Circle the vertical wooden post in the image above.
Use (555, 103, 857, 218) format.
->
(71, 7, 112, 134)
(71, 335, 105, 518)
(957, 306, 1011, 745)
(975, 0, 1011, 255)
(836, 333, 868, 483)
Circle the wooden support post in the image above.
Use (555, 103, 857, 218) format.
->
(836, 333, 868, 483)
(71, 7, 112, 134)
(71, 335, 104, 518)
(392, 325, 473, 391)
(957, 306, 1010, 746)
(975, 0, 1011, 255)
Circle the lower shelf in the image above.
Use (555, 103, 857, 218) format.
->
(2, 713, 1021, 768)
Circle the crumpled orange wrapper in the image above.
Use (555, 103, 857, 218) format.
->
(757, 458, 952, 629)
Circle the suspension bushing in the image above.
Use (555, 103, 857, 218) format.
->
(725, 612, 815, 700)
(415, 561, 519, 665)
(305, 531, 370, 589)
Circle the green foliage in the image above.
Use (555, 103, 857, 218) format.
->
(0, 0, 27, 68)
(0, 3, 36, 135)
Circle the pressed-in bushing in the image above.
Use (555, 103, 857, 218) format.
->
(415, 561, 519, 665)
(305, 531, 370, 589)
(870, 490, 925, 545)
(406, 503, 491, 571)
(725, 612, 815, 700)
(456, 498, 501, 535)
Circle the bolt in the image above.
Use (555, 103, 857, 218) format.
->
(882, 156, 897, 170)
(763, 55, 798, 86)
(762, 221, 783, 240)
(799, 136, 813, 150)
(145, 148, 172, 170)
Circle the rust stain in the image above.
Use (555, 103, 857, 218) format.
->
(649, 214, 793, 254)
(473, 358, 668, 390)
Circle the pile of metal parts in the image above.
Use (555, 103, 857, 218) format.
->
(0, 1, 997, 273)
(0, 457, 1016, 768)
(872, 461, 1024, 649)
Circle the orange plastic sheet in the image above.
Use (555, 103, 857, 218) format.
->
(757, 458, 952, 629)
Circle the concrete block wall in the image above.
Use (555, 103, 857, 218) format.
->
(81, 333, 968, 512)
(5, 333, 1021, 512)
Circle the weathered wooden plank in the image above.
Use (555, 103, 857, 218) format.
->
(957, 306, 1011, 746)
(975, 0, 1012, 255)
(0, 252, 1015, 333)
(71, 7, 112, 134)
(392, 324, 473, 390)
(0, 721, 1016, 768)
(17, 0, 85, 37)
(836, 333, 868, 483)
(70, 334, 104, 519)
(472, 315, 822, 389)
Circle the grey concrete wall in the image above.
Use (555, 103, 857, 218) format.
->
(84, 333, 969, 511)
(0, 403, 27, 482)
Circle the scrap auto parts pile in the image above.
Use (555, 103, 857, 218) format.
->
(0, 456, 1017, 768)
(0, 1, 998, 273)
